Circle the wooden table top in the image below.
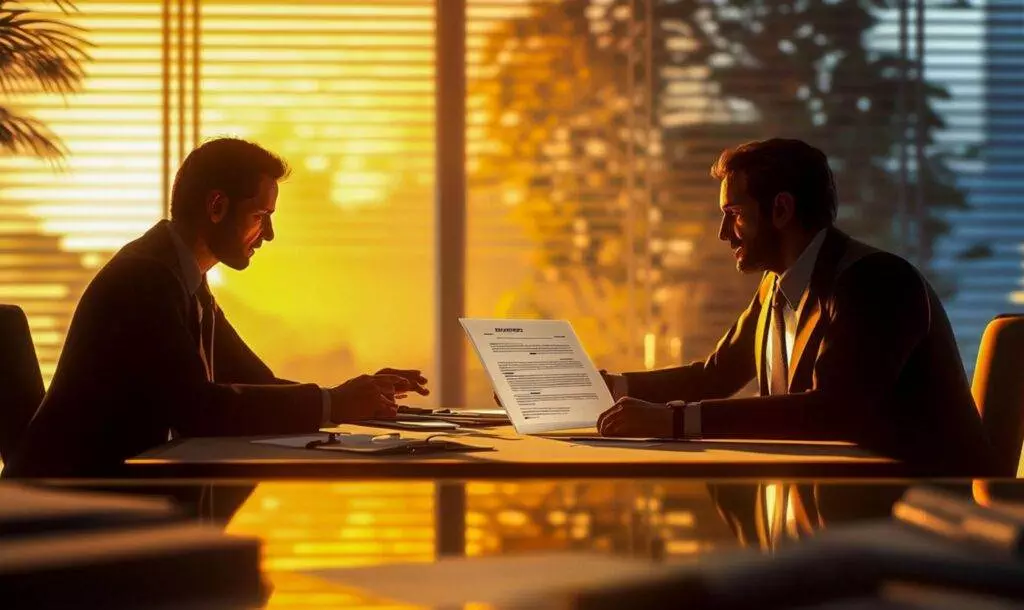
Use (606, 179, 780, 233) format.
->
(127, 424, 902, 479)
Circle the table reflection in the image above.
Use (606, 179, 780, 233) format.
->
(42, 478, 1022, 609)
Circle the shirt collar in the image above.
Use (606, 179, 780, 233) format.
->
(165, 222, 203, 296)
(776, 229, 828, 309)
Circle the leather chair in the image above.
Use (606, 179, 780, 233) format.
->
(0, 305, 44, 463)
(971, 314, 1024, 477)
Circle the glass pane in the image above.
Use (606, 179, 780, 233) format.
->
(197, 1, 437, 396)
(0, 1, 165, 384)
(465, 0, 678, 408)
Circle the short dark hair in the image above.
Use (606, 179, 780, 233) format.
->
(170, 137, 290, 222)
(710, 138, 837, 230)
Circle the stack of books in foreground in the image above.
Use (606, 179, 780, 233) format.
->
(0, 483, 264, 608)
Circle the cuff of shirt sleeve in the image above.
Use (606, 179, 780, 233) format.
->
(320, 387, 334, 428)
(667, 400, 701, 439)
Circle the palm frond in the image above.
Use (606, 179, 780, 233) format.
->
(0, 0, 89, 163)
(0, 106, 66, 163)
(0, 4, 91, 97)
(0, 1, 81, 15)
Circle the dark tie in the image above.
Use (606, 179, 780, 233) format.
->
(769, 281, 789, 396)
(194, 278, 216, 381)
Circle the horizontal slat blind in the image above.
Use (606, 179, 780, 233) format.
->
(467, 0, 1024, 392)
(467, 0, 675, 411)
(0, 1, 165, 383)
(194, 0, 438, 390)
(659, 0, 1024, 373)
(926, 0, 1024, 371)
(196, 5, 440, 581)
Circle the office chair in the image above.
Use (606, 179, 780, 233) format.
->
(0, 305, 45, 463)
(971, 314, 1024, 477)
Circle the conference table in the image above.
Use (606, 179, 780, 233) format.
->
(127, 423, 907, 556)
(127, 422, 903, 479)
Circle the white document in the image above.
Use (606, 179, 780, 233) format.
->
(459, 318, 614, 434)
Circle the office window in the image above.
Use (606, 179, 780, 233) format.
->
(0, 1, 437, 394)
(3, 0, 1021, 403)
(923, 0, 1024, 370)
(193, 1, 437, 390)
(466, 0, 678, 407)
(464, 0, 1024, 402)
(0, 1, 165, 383)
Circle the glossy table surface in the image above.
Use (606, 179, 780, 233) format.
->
(35, 477, 1024, 609)
(129, 423, 901, 479)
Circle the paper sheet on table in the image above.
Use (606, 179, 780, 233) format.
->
(250, 435, 325, 449)
(251, 433, 403, 450)
(563, 438, 663, 449)
(305, 553, 669, 607)
(460, 318, 615, 434)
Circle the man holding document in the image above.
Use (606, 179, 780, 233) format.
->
(594, 139, 995, 476)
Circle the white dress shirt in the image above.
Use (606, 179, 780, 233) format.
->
(765, 229, 828, 388)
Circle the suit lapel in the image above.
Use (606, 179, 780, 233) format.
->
(788, 290, 822, 390)
(787, 228, 850, 390)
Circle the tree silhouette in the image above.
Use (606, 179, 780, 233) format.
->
(0, 0, 90, 161)
(656, 0, 974, 293)
(470, 0, 676, 369)
(473, 0, 975, 364)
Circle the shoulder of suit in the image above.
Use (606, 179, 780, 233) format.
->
(834, 235, 927, 291)
(93, 223, 186, 291)
(87, 247, 188, 306)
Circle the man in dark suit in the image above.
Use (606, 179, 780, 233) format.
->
(4, 137, 428, 478)
(596, 138, 995, 477)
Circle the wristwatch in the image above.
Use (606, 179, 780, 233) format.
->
(667, 400, 702, 440)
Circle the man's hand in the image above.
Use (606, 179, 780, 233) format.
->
(329, 374, 409, 422)
(375, 368, 429, 401)
(597, 397, 673, 438)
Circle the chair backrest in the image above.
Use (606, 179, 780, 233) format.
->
(0, 305, 44, 462)
(972, 314, 1024, 477)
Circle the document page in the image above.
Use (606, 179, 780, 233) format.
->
(460, 318, 614, 434)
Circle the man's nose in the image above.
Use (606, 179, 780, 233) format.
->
(263, 217, 275, 242)
(718, 216, 730, 242)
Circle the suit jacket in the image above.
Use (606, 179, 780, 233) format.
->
(4, 221, 323, 478)
(624, 228, 997, 476)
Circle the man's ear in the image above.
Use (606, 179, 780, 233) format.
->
(206, 190, 229, 223)
(772, 192, 795, 229)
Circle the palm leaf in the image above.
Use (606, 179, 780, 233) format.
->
(0, 106, 66, 164)
(0, 0, 90, 160)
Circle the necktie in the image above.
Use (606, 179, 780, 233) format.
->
(194, 278, 216, 381)
(769, 281, 789, 396)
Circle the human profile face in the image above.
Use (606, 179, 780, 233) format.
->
(717, 172, 781, 273)
(208, 175, 277, 271)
